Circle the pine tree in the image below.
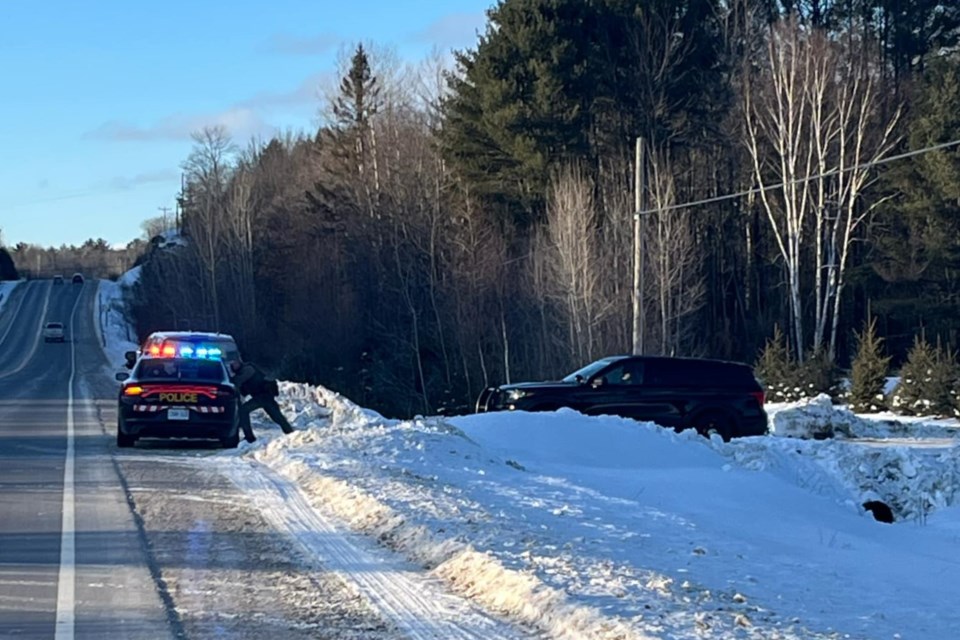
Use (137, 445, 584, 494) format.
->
(849, 317, 891, 413)
(442, 0, 727, 225)
(926, 341, 960, 417)
(797, 349, 843, 402)
(333, 44, 381, 134)
(0, 247, 17, 281)
(891, 335, 958, 416)
(755, 326, 795, 402)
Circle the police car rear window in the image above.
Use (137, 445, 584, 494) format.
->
(135, 358, 224, 381)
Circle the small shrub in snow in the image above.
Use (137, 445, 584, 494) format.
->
(849, 317, 891, 413)
(755, 328, 842, 403)
(755, 326, 798, 402)
(796, 348, 843, 403)
(890, 336, 960, 417)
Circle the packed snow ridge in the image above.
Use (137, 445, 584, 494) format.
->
(236, 384, 960, 640)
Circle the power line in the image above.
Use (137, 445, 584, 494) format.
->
(638, 138, 960, 216)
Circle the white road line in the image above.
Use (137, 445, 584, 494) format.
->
(0, 281, 53, 380)
(55, 289, 82, 640)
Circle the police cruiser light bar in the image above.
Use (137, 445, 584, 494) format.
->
(147, 343, 223, 359)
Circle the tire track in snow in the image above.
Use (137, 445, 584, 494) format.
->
(221, 457, 535, 640)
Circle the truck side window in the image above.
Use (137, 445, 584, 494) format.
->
(602, 361, 644, 385)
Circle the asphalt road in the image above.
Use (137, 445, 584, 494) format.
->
(0, 280, 171, 638)
(0, 281, 394, 639)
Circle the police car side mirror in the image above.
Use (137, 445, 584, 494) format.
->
(116, 372, 130, 382)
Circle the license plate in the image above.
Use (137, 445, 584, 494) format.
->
(167, 408, 189, 421)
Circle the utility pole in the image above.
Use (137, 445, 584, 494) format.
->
(632, 137, 647, 355)
(158, 205, 172, 231)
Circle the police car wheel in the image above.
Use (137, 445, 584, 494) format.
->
(116, 423, 136, 448)
(220, 431, 240, 449)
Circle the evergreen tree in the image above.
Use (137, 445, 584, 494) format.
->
(849, 317, 891, 413)
(797, 349, 843, 402)
(311, 43, 384, 220)
(0, 247, 17, 281)
(333, 44, 381, 134)
(891, 335, 959, 416)
(868, 56, 960, 357)
(755, 326, 795, 402)
(442, 0, 727, 225)
(891, 335, 935, 415)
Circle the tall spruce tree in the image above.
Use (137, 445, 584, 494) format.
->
(868, 55, 960, 357)
(442, 0, 727, 225)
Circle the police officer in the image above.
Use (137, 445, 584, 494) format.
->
(228, 358, 294, 443)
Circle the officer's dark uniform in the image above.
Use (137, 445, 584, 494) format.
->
(230, 361, 294, 443)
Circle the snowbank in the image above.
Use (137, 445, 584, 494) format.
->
(768, 394, 960, 440)
(95, 270, 140, 373)
(0, 280, 21, 314)
(720, 432, 960, 522)
(240, 383, 960, 639)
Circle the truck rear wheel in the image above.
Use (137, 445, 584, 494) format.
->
(694, 412, 733, 442)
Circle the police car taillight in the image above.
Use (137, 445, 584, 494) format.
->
(123, 385, 143, 396)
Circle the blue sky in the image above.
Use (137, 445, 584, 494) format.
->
(1, 1, 491, 248)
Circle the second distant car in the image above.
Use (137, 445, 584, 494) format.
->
(72, 273, 84, 284)
(43, 322, 65, 342)
(52, 275, 64, 285)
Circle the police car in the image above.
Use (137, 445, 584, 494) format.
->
(125, 331, 240, 369)
(115, 346, 241, 448)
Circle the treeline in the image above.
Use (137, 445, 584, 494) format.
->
(132, 0, 960, 417)
(5, 238, 143, 281)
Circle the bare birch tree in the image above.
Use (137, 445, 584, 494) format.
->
(646, 150, 705, 356)
(743, 18, 900, 360)
(182, 125, 235, 331)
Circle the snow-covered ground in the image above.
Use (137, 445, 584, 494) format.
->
(0, 279, 22, 314)
(767, 394, 960, 440)
(95, 268, 140, 373)
(226, 385, 960, 640)
(98, 292, 960, 638)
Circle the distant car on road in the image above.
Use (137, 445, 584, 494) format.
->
(115, 355, 241, 448)
(52, 275, 64, 285)
(125, 331, 241, 369)
(71, 273, 84, 284)
(43, 322, 65, 343)
(475, 355, 768, 441)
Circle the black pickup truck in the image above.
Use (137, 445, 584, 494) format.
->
(475, 355, 768, 440)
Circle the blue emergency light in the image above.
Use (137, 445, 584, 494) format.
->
(159, 343, 223, 359)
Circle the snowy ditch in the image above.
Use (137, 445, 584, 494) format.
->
(756, 395, 960, 521)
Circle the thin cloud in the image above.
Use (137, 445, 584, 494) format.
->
(85, 107, 277, 142)
(107, 169, 180, 191)
(238, 72, 331, 110)
(261, 32, 340, 56)
(37, 179, 50, 190)
(413, 12, 486, 48)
